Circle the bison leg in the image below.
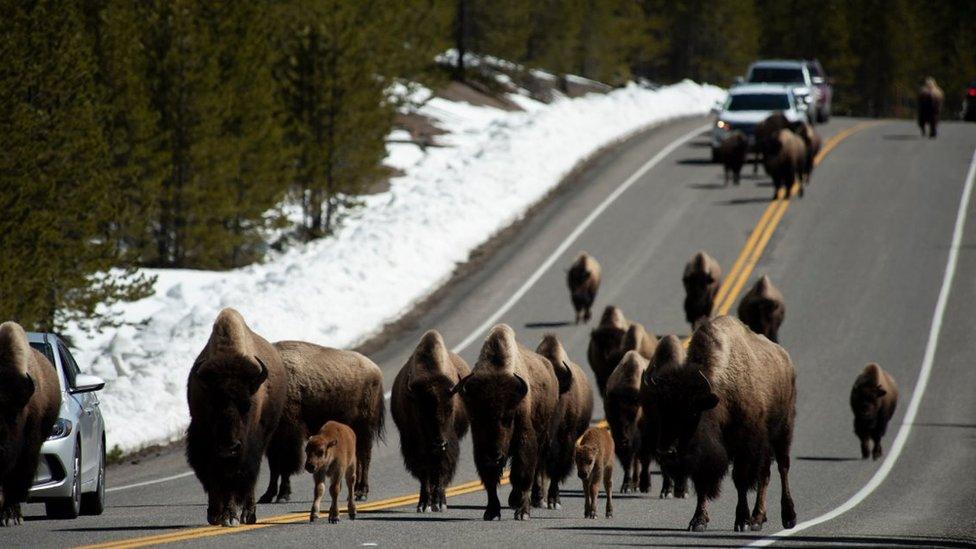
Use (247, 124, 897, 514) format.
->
(354, 433, 372, 501)
(328, 474, 341, 524)
(732, 465, 752, 532)
(872, 435, 884, 460)
(207, 491, 225, 526)
(546, 475, 562, 509)
(258, 470, 280, 505)
(509, 448, 536, 520)
(310, 473, 325, 522)
(587, 477, 599, 519)
(418, 478, 431, 513)
(630, 455, 640, 493)
(0, 502, 23, 527)
(776, 453, 797, 529)
(240, 491, 257, 525)
(482, 474, 502, 521)
(750, 469, 770, 531)
(688, 492, 710, 532)
(530, 472, 545, 508)
(860, 435, 871, 459)
(603, 466, 614, 519)
(638, 451, 651, 493)
(659, 472, 673, 499)
(346, 468, 357, 520)
(583, 306, 592, 323)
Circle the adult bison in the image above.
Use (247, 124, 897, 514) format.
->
(850, 363, 898, 460)
(643, 316, 797, 532)
(535, 334, 593, 509)
(604, 350, 649, 494)
(260, 340, 384, 504)
(451, 324, 559, 520)
(391, 330, 470, 512)
(793, 122, 821, 185)
(719, 130, 748, 185)
(737, 275, 786, 343)
(683, 251, 722, 330)
(639, 335, 688, 499)
(0, 322, 61, 527)
(186, 308, 288, 526)
(588, 306, 655, 397)
(763, 129, 807, 199)
(918, 77, 944, 138)
(753, 111, 790, 174)
(567, 252, 601, 324)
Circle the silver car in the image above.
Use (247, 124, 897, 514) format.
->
(26, 332, 107, 518)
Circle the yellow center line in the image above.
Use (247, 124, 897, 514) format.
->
(77, 120, 878, 549)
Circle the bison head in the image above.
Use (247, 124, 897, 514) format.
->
(590, 328, 626, 366)
(451, 372, 528, 470)
(304, 434, 338, 474)
(574, 443, 598, 480)
(644, 368, 718, 460)
(851, 383, 887, 426)
(408, 373, 461, 454)
(0, 370, 35, 463)
(190, 356, 268, 461)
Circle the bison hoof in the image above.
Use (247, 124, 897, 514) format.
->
(749, 521, 764, 531)
(585, 511, 596, 519)
(514, 509, 530, 521)
(310, 512, 318, 522)
(257, 493, 275, 504)
(734, 521, 747, 532)
(688, 517, 708, 532)
(355, 491, 368, 501)
(418, 504, 430, 513)
(782, 511, 797, 529)
(329, 514, 340, 524)
(547, 501, 561, 510)
(483, 506, 501, 521)
(241, 509, 257, 525)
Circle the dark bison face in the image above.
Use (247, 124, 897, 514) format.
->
(192, 357, 268, 461)
(591, 329, 625, 365)
(605, 391, 641, 452)
(408, 375, 458, 453)
(452, 373, 528, 469)
(851, 384, 886, 422)
(575, 445, 597, 480)
(645, 369, 717, 460)
(683, 272, 717, 303)
(304, 435, 337, 474)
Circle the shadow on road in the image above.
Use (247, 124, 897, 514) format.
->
(687, 182, 726, 190)
(54, 525, 189, 533)
(912, 422, 976, 429)
(796, 456, 861, 462)
(720, 197, 774, 205)
(677, 158, 715, 166)
(525, 321, 574, 329)
(359, 515, 469, 523)
(882, 134, 921, 141)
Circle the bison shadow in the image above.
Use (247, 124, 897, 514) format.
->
(525, 320, 574, 329)
(882, 134, 921, 141)
(359, 515, 469, 523)
(687, 182, 727, 190)
(53, 525, 189, 532)
(687, 141, 712, 149)
(677, 158, 716, 166)
(546, 528, 976, 548)
(912, 422, 976, 429)
(796, 455, 861, 462)
(720, 197, 776, 206)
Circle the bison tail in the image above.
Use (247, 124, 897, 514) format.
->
(374, 384, 387, 444)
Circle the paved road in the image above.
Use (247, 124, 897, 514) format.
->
(7, 116, 976, 548)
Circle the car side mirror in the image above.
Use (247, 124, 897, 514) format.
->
(70, 373, 105, 394)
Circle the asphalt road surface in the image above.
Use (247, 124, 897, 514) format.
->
(7, 116, 976, 548)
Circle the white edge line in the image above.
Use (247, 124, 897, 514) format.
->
(747, 148, 976, 547)
(450, 123, 711, 355)
(106, 470, 196, 493)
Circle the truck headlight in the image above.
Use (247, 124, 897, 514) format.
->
(48, 418, 73, 440)
(716, 120, 731, 131)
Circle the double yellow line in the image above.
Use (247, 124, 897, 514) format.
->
(79, 120, 876, 549)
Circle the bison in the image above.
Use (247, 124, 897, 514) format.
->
(763, 128, 807, 199)
(391, 330, 470, 512)
(305, 420, 357, 523)
(753, 111, 790, 174)
(793, 122, 822, 185)
(0, 322, 61, 527)
(918, 77, 944, 138)
(719, 130, 748, 185)
(186, 308, 288, 526)
(574, 426, 614, 519)
(639, 335, 689, 499)
(683, 251, 722, 331)
(450, 324, 559, 520)
(604, 350, 650, 494)
(850, 363, 898, 460)
(737, 275, 786, 343)
(643, 316, 797, 532)
(260, 341, 384, 504)
(588, 306, 656, 397)
(567, 252, 602, 324)
(534, 334, 593, 509)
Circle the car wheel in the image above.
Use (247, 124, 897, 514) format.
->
(81, 438, 105, 515)
(47, 440, 81, 519)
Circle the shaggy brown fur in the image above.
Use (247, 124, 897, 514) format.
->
(850, 363, 898, 460)
(793, 122, 821, 185)
(0, 322, 61, 526)
(644, 316, 797, 533)
(604, 351, 649, 495)
(391, 330, 470, 512)
(567, 252, 602, 324)
(918, 77, 944, 138)
(753, 112, 790, 174)
(639, 335, 689, 499)
(305, 421, 357, 523)
(574, 427, 614, 519)
(587, 307, 656, 397)
(534, 334, 593, 509)
(763, 129, 807, 199)
(683, 251, 722, 331)
(451, 324, 559, 520)
(719, 130, 748, 185)
(186, 308, 288, 527)
(261, 341, 384, 504)
(737, 275, 786, 343)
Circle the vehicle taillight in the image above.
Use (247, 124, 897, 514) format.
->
(968, 87, 976, 97)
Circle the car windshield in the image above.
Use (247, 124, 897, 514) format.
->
(726, 93, 791, 111)
(29, 342, 57, 368)
(749, 67, 806, 84)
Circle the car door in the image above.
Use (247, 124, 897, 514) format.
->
(58, 342, 96, 484)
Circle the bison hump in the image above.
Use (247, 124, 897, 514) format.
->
(0, 321, 31, 375)
(479, 324, 520, 372)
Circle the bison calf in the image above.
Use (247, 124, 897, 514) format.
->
(604, 350, 649, 494)
(737, 275, 786, 343)
(719, 130, 748, 185)
(918, 77, 944, 138)
(391, 330, 470, 512)
(567, 252, 602, 324)
(850, 363, 898, 460)
(683, 251, 722, 331)
(574, 427, 614, 519)
(0, 322, 61, 527)
(305, 421, 357, 523)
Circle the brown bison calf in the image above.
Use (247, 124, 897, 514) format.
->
(850, 363, 898, 460)
(391, 330, 470, 512)
(588, 306, 656, 396)
(683, 251, 722, 331)
(644, 316, 797, 532)
(639, 335, 688, 499)
(604, 351, 649, 494)
(0, 322, 61, 526)
(261, 341, 384, 504)
(186, 308, 288, 526)
(305, 421, 357, 523)
(574, 426, 614, 519)
(764, 129, 807, 199)
(737, 275, 786, 343)
(918, 77, 944, 138)
(793, 122, 821, 185)
(535, 335, 593, 509)
(451, 324, 559, 520)
(567, 252, 602, 324)
(719, 130, 748, 185)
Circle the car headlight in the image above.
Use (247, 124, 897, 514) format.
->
(48, 418, 73, 440)
(716, 120, 731, 131)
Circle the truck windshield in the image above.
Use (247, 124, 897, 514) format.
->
(727, 94, 790, 111)
(749, 67, 806, 84)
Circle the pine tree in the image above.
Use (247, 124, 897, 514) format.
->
(0, 0, 153, 332)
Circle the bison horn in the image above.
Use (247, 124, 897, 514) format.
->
(698, 370, 713, 391)
(556, 361, 573, 395)
(448, 373, 472, 396)
(513, 373, 529, 398)
(250, 356, 269, 393)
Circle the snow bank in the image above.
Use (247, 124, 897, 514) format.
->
(69, 79, 724, 453)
